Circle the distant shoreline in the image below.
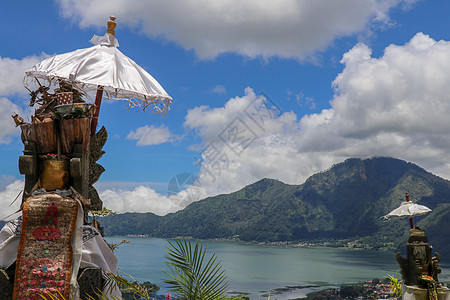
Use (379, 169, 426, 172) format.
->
(115, 234, 397, 252)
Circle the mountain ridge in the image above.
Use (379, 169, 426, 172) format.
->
(100, 157, 450, 255)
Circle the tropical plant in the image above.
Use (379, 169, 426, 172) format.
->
(163, 237, 235, 300)
(108, 239, 132, 252)
(103, 271, 154, 300)
(89, 207, 117, 223)
(42, 237, 272, 300)
(41, 291, 123, 300)
(386, 273, 402, 299)
(39, 289, 66, 300)
(40, 271, 155, 300)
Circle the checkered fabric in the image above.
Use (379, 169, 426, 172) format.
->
(57, 92, 73, 105)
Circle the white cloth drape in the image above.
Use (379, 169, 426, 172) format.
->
(80, 225, 122, 298)
(0, 218, 21, 269)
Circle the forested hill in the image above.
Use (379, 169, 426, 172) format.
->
(101, 157, 450, 253)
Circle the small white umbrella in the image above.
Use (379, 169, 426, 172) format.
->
(24, 16, 172, 135)
(382, 193, 431, 228)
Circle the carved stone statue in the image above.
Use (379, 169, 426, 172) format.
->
(396, 228, 449, 300)
(396, 228, 441, 287)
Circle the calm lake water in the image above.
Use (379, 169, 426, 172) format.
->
(105, 236, 450, 300)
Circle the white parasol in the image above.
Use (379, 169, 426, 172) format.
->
(24, 16, 172, 135)
(382, 193, 431, 228)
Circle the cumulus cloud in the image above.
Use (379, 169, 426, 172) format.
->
(35, 32, 449, 216)
(327, 32, 450, 170)
(0, 180, 24, 221)
(209, 85, 227, 95)
(287, 89, 316, 109)
(0, 55, 48, 144)
(0, 55, 45, 96)
(56, 0, 412, 60)
(0, 178, 204, 217)
(126, 124, 178, 146)
(0, 97, 24, 144)
(69, 33, 450, 215)
(100, 184, 204, 215)
(185, 88, 325, 196)
(182, 33, 450, 198)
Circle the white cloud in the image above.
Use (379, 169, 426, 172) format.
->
(322, 32, 450, 175)
(0, 178, 204, 217)
(327, 33, 450, 142)
(0, 180, 24, 221)
(182, 33, 450, 198)
(209, 85, 227, 95)
(56, 0, 411, 60)
(57, 32, 450, 216)
(94, 180, 168, 192)
(184, 88, 327, 196)
(287, 89, 316, 109)
(0, 55, 48, 144)
(0, 97, 23, 144)
(126, 124, 177, 146)
(0, 55, 45, 96)
(0, 175, 18, 191)
(100, 184, 204, 215)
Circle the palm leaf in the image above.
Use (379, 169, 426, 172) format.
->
(39, 289, 68, 300)
(105, 271, 152, 299)
(163, 237, 229, 300)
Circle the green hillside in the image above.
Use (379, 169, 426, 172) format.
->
(101, 157, 450, 254)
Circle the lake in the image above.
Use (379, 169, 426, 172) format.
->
(104, 236, 450, 300)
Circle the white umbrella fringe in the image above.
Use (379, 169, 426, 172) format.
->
(23, 33, 172, 116)
(24, 74, 172, 115)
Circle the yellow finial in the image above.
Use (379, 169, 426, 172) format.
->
(106, 16, 117, 36)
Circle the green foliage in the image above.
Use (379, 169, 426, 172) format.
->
(39, 289, 66, 300)
(108, 239, 132, 252)
(40, 271, 158, 300)
(89, 207, 117, 230)
(91, 207, 117, 218)
(103, 272, 154, 300)
(339, 285, 365, 299)
(163, 237, 231, 300)
(39, 264, 250, 300)
(386, 274, 403, 299)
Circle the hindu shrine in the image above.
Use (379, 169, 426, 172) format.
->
(0, 16, 172, 300)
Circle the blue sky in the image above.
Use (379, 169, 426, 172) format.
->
(1, 0, 450, 216)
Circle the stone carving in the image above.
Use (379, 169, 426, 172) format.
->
(88, 126, 108, 211)
(396, 228, 442, 287)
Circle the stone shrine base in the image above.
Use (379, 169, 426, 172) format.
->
(403, 285, 450, 300)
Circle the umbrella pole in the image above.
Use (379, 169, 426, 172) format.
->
(405, 193, 414, 229)
(90, 16, 114, 137)
(91, 86, 104, 136)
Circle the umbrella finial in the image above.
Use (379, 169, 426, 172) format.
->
(405, 193, 410, 202)
(107, 16, 117, 36)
